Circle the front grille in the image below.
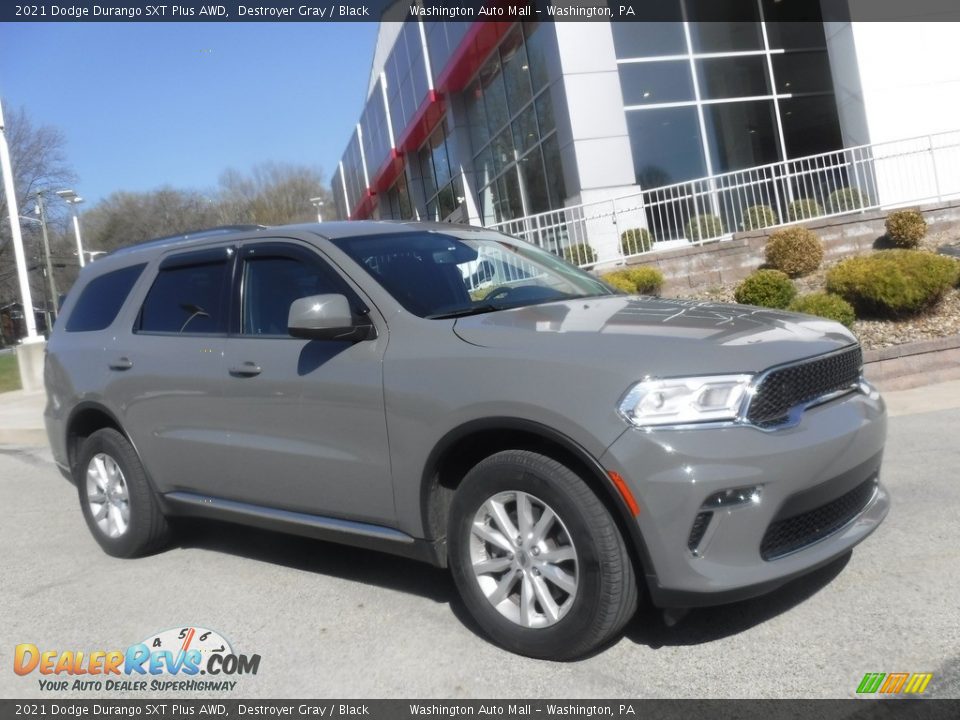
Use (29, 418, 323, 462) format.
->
(760, 476, 877, 560)
(746, 346, 863, 427)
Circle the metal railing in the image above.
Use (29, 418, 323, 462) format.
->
(488, 129, 960, 268)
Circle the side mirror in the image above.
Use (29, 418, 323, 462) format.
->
(287, 294, 375, 342)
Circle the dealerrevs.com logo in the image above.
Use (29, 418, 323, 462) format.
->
(14, 627, 260, 693)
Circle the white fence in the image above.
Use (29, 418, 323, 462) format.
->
(489, 129, 960, 267)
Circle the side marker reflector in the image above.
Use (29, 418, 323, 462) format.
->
(607, 471, 641, 517)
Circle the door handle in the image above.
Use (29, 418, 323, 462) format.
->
(229, 362, 262, 378)
(109, 357, 133, 371)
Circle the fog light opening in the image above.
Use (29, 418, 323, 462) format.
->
(703, 485, 762, 509)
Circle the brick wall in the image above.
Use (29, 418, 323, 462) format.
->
(619, 199, 960, 293)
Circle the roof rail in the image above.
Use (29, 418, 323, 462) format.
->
(110, 224, 267, 256)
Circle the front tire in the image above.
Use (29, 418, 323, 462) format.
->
(76, 428, 171, 558)
(448, 450, 638, 660)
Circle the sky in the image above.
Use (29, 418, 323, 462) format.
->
(0, 22, 380, 205)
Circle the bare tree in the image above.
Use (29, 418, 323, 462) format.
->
(0, 102, 76, 310)
(81, 188, 222, 253)
(217, 162, 336, 225)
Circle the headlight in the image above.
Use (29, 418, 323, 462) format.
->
(618, 375, 754, 428)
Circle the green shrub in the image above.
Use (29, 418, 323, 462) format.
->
(601, 271, 636, 293)
(601, 267, 664, 296)
(787, 198, 823, 222)
(562, 242, 597, 265)
(826, 250, 960, 317)
(620, 227, 653, 256)
(764, 226, 825, 277)
(685, 214, 725, 241)
(787, 292, 856, 328)
(743, 205, 777, 231)
(734, 270, 797, 309)
(828, 187, 866, 214)
(885, 209, 927, 248)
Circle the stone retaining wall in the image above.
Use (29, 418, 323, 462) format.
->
(617, 199, 960, 293)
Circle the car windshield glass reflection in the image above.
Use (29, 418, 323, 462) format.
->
(332, 231, 615, 318)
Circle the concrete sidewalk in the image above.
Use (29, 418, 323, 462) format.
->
(0, 389, 47, 446)
(2, 379, 960, 448)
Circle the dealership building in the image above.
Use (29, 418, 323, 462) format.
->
(331, 4, 960, 264)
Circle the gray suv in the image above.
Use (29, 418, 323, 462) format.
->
(44, 221, 889, 659)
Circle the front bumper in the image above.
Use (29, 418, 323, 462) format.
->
(600, 388, 889, 607)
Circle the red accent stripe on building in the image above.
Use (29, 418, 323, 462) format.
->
(349, 188, 377, 221)
(396, 89, 447, 155)
(354, 20, 514, 219)
(372, 148, 405, 194)
(435, 21, 514, 94)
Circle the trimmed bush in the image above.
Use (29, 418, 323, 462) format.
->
(685, 214, 725, 241)
(601, 271, 636, 293)
(787, 198, 823, 222)
(601, 267, 664, 296)
(734, 270, 797, 309)
(885, 209, 927, 248)
(788, 292, 856, 328)
(562, 242, 597, 265)
(743, 205, 778, 231)
(828, 187, 866, 214)
(764, 226, 825, 277)
(826, 249, 960, 317)
(620, 227, 653, 256)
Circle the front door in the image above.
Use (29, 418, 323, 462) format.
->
(217, 240, 394, 525)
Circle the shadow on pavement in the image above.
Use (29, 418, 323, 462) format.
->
(174, 518, 455, 604)
(175, 518, 853, 655)
(626, 551, 852, 648)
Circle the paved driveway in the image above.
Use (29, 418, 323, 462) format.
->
(1, 406, 958, 699)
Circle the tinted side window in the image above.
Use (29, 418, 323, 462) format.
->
(139, 261, 230, 334)
(65, 264, 146, 333)
(242, 255, 345, 336)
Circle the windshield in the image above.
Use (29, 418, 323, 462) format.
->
(331, 229, 616, 319)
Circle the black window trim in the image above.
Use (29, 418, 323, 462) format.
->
(233, 239, 372, 341)
(134, 244, 237, 338)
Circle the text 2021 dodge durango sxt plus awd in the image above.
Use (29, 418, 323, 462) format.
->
(44, 221, 888, 659)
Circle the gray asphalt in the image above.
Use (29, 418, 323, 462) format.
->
(1, 408, 958, 699)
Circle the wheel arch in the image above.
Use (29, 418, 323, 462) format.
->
(65, 402, 133, 477)
(419, 417, 656, 583)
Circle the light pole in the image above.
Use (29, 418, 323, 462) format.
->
(309, 196, 325, 223)
(0, 97, 40, 341)
(56, 188, 86, 267)
(34, 192, 59, 321)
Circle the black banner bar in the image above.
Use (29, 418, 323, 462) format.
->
(4, 0, 960, 23)
(1, 700, 959, 720)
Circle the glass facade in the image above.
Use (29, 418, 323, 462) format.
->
(418, 123, 462, 220)
(384, 21, 431, 137)
(615, 0, 844, 187)
(466, 23, 566, 225)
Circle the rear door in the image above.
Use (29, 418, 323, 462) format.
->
(216, 239, 394, 524)
(105, 245, 234, 495)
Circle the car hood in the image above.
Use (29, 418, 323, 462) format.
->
(452, 295, 858, 375)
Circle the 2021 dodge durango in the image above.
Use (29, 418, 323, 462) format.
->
(44, 221, 889, 659)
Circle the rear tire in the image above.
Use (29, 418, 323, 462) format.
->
(76, 428, 171, 558)
(448, 450, 638, 660)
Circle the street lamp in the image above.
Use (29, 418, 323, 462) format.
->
(34, 193, 59, 321)
(56, 188, 86, 267)
(0, 97, 40, 341)
(309, 197, 325, 223)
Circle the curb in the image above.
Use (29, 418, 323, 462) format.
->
(863, 334, 960, 390)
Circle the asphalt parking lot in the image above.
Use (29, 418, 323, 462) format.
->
(1, 401, 958, 699)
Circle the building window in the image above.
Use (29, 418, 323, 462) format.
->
(616, 0, 844, 189)
(466, 24, 567, 224)
(418, 124, 462, 221)
(381, 173, 413, 221)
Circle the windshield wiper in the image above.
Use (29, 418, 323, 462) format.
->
(425, 304, 502, 320)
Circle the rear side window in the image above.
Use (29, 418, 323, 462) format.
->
(138, 259, 230, 334)
(65, 264, 146, 333)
